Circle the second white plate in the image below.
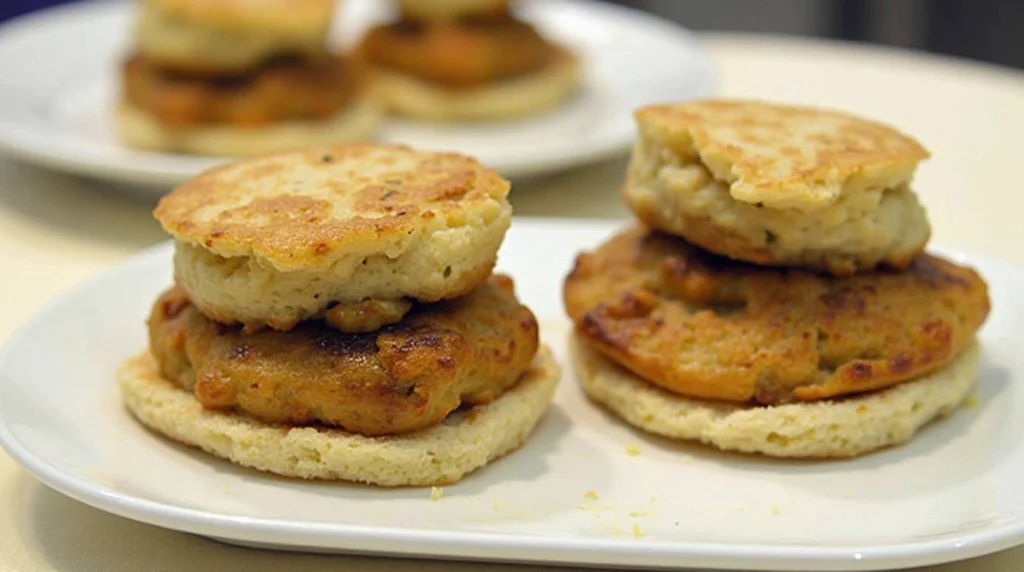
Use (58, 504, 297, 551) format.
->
(0, 0, 716, 193)
(1, 219, 1023, 571)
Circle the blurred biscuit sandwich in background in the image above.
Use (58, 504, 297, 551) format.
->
(355, 0, 582, 121)
(118, 0, 381, 157)
(565, 99, 991, 458)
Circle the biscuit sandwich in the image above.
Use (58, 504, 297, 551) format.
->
(565, 99, 991, 458)
(118, 0, 382, 157)
(119, 143, 561, 486)
(354, 0, 582, 121)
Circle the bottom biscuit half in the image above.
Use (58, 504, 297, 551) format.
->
(570, 333, 981, 458)
(118, 346, 560, 487)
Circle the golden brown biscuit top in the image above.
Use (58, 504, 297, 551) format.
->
(154, 143, 511, 270)
(635, 99, 930, 210)
(563, 227, 989, 405)
(144, 0, 334, 34)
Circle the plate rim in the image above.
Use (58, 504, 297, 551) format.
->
(0, 217, 1021, 571)
(0, 0, 718, 189)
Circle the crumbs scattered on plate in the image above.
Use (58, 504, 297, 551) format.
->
(584, 490, 600, 500)
(625, 443, 641, 456)
(430, 487, 444, 501)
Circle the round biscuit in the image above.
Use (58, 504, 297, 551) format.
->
(627, 99, 932, 274)
(571, 333, 981, 458)
(118, 346, 561, 486)
(144, 0, 333, 33)
(153, 142, 512, 331)
(137, 0, 334, 73)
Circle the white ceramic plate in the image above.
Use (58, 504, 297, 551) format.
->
(0, 0, 716, 193)
(2, 218, 1022, 571)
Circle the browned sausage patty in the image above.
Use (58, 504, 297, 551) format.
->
(122, 53, 360, 127)
(357, 15, 557, 87)
(563, 227, 990, 405)
(149, 274, 539, 436)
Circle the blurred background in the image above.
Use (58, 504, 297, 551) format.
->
(3, 0, 1021, 70)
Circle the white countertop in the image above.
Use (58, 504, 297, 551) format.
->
(1, 32, 1022, 572)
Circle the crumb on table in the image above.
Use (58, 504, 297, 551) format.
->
(430, 486, 444, 501)
(625, 443, 641, 456)
(584, 490, 599, 500)
(632, 523, 646, 537)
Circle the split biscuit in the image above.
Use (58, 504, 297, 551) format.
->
(625, 99, 932, 274)
(154, 143, 512, 332)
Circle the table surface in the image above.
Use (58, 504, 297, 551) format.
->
(1, 32, 1022, 572)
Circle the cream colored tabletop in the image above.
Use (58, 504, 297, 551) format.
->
(1, 33, 1022, 572)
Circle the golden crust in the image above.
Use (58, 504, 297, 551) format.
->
(563, 227, 990, 404)
(153, 143, 511, 271)
(149, 275, 539, 436)
(635, 99, 930, 210)
(144, 0, 334, 34)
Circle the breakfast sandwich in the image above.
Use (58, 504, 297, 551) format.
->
(119, 143, 561, 486)
(355, 0, 582, 121)
(565, 99, 991, 458)
(564, 227, 989, 458)
(118, 0, 381, 157)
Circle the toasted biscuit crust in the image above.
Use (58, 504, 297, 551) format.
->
(137, 0, 333, 73)
(571, 333, 980, 458)
(144, 0, 334, 34)
(563, 227, 989, 404)
(155, 143, 509, 268)
(119, 346, 560, 486)
(154, 143, 512, 330)
(627, 99, 932, 274)
(635, 99, 929, 210)
(149, 275, 539, 436)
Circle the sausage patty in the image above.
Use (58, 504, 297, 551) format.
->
(357, 15, 557, 87)
(149, 274, 539, 435)
(122, 53, 360, 127)
(563, 227, 990, 405)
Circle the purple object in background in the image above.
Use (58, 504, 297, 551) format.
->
(1, 0, 78, 22)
